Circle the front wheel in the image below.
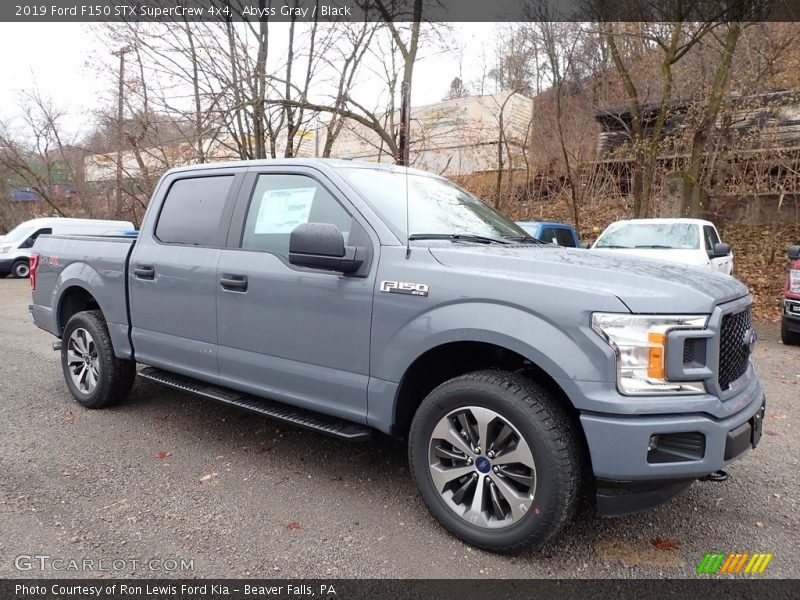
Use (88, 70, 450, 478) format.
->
(61, 310, 136, 408)
(11, 260, 30, 278)
(408, 371, 582, 554)
(782, 318, 800, 346)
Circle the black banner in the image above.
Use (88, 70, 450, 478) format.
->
(2, 0, 800, 23)
(2, 579, 799, 600)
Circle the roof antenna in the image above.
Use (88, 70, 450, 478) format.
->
(401, 80, 411, 259)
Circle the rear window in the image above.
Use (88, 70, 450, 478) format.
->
(155, 176, 234, 245)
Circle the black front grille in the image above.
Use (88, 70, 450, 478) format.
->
(683, 340, 695, 364)
(718, 307, 752, 390)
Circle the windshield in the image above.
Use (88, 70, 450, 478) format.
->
(1, 225, 35, 245)
(595, 223, 700, 250)
(341, 168, 528, 240)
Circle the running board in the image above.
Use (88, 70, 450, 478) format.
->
(138, 367, 373, 441)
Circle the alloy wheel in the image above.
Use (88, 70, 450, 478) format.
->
(428, 406, 537, 529)
(66, 328, 100, 395)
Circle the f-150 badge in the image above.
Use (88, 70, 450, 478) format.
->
(380, 281, 429, 297)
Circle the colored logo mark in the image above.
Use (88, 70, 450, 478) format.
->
(696, 552, 773, 574)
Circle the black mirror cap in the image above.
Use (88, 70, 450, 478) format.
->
(580, 241, 591, 249)
(289, 223, 346, 258)
(712, 242, 731, 258)
(288, 223, 364, 274)
(789, 245, 800, 261)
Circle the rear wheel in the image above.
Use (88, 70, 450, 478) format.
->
(61, 310, 136, 408)
(408, 370, 582, 554)
(782, 318, 800, 346)
(11, 260, 30, 278)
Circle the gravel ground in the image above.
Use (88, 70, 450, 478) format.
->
(0, 277, 797, 579)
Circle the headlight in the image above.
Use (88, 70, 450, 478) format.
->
(790, 269, 800, 294)
(592, 313, 708, 395)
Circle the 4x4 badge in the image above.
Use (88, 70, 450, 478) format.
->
(380, 281, 429, 297)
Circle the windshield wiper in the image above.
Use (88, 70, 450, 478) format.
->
(596, 245, 632, 249)
(408, 233, 510, 245)
(634, 245, 674, 249)
(504, 235, 545, 244)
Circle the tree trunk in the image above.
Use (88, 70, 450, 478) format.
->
(681, 22, 742, 217)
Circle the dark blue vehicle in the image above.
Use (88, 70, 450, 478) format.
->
(516, 221, 580, 247)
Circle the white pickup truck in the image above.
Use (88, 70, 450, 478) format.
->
(592, 218, 733, 275)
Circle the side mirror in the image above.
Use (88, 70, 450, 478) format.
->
(789, 245, 800, 261)
(710, 242, 731, 258)
(580, 241, 591, 249)
(288, 223, 364, 274)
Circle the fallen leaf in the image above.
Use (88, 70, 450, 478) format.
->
(154, 451, 172, 459)
(756, 521, 764, 528)
(199, 473, 218, 483)
(765, 429, 778, 436)
(770, 414, 788, 420)
(651, 538, 681, 551)
(153, 415, 168, 421)
(287, 521, 301, 531)
(64, 414, 75, 423)
(594, 537, 685, 568)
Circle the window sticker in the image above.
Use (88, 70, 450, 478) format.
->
(254, 187, 316, 234)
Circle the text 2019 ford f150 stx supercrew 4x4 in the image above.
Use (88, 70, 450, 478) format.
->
(29, 159, 765, 553)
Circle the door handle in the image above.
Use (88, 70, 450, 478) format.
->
(220, 275, 248, 292)
(133, 265, 155, 280)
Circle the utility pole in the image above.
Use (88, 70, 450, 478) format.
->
(112, 46, 132, 219)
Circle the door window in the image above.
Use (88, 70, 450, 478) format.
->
(241, 174, 353, 259)
(703, 226, 720, 251)
(539, 228, 558, 245)
(155, 176, 234, 246)
(21, 228, 52, 248)
(555, 228, 576, 247)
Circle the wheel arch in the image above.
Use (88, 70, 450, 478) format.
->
(389, 339, 584, 445)
(56, 285, 101, 335)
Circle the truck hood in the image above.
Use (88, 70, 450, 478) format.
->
(591, 247, 712, 268)
(428, 244, 748, 314)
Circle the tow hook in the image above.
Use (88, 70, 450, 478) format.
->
(700, 469, 729, 482)
(52, 340, 62, 351)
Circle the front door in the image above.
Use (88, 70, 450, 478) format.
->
(703, 225, 732, 274)
(129, 170, 241, 383)
(215, 168, 376, 423)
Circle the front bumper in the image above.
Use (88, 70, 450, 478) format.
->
(784, 298, 800, 324)
(0, 257, 13, 276)
(579, 377, 765, 482)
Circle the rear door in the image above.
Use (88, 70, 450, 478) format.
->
(128, 169, 243, 383)
(215, 166, 376, 423)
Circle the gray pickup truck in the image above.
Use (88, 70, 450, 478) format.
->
(29, 159, 765, 553)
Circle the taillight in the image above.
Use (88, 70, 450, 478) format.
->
(29, 253, 39, 291)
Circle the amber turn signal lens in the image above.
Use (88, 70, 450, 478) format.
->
(647, 332, 665, 379)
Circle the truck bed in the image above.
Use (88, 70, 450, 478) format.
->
(30, 234, 137, 357)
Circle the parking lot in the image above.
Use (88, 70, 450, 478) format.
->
(0, 277, 797, 579)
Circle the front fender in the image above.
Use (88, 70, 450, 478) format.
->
(371, 300, 618, 385)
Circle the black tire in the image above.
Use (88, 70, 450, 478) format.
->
(782, 318, 800, 346)
(11, 260, 30, 278)
(408, 370, 582, 554)
(61, 310, 136, 409)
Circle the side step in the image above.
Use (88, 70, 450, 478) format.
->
(138, 367, 373, 441)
